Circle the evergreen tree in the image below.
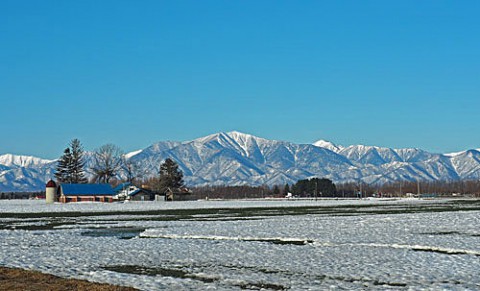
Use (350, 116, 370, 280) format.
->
(158, 158, 184, 192)
(312, 177, 336, 196)
(283, 183, 290, 195)
(54, 139, 88, 184)
(292, 178, 336, 197)
(69, 139, 88, 183)
(55, 148, 72, 183)
(273, 185, 280, 195)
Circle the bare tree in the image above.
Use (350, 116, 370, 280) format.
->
(122, 158, 147, 184)
(91, 144, 124, 183)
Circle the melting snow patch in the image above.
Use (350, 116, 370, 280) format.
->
(139, 232, 314, 246)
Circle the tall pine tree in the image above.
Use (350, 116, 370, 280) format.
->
(69, 139, 88, 183)
(55, 148, 72, 183)
(158, 158, 184, 192)
(55, 139, 88, 184)
(273, 185, 280, 195)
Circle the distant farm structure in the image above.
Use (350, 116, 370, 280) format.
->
(43, 180, 194, 203)
(113, 182, 154, 201)
(162, 187, 194, 201)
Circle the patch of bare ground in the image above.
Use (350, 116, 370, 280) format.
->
(0, 267, 137, 291)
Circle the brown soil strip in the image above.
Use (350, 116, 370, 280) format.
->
(0, 267, 138, 291)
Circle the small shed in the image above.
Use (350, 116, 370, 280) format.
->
(59, 184, 115, 203)
(164, 187, 194, 201)
(128, 188, 154, 201)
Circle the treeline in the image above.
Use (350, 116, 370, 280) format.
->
(0, 192, 44, 200)
(192, 178, 480, 200)
(192, 178, 337, 199)
(291, 178, 336, 197)
(337, 180, 480, 197)
(191, 185, 271, 200)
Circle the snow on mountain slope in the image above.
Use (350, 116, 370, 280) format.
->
(0, 154, 53, 168)
(125, 149, 143, 159)
(449, 150, 480, 180)
(338, 145, 403, 166)
(412, 155, 459, 181)
(1, 131, 480, 191)
(0, 163, 56, 192)
(125, 132, 353, 187)
(394, 148, 437, 163)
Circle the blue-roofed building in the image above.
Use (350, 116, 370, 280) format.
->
(59, 183, 115, 203)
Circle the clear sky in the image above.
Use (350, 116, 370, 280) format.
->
(1, 1, 479, 159)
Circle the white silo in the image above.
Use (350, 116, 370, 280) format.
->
(46, 180, 57, 204)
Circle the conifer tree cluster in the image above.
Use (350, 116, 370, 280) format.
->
(55, 139, 88, 184)
(291, 178, 336, 197)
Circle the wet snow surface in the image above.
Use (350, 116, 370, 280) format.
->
(1, 198, 480, 290)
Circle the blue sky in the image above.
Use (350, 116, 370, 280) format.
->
(1, 1, 479, 159)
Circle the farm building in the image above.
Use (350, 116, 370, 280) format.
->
(163, 187, 194, 201)
(128, 188, 153, 201)
(58, 183, 115, 203)
(113, 183, 153, 201)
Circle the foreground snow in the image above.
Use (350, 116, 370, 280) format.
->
(0, 199, 479, 290)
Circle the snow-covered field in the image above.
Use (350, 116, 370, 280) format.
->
(1, 198, 479, 290)
(0, 197, 443, 213)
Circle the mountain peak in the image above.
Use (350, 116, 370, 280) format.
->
(313, 140, 342, 152)
(225, 131, 268, 142)
(444, 150, 466, 157)
(192, 131, 266, 144)
(226, 130, 249, 136)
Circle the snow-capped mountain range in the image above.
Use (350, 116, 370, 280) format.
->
(1, 131, 480, 192)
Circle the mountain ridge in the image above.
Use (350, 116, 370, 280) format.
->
(1, 131, 479, 192)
